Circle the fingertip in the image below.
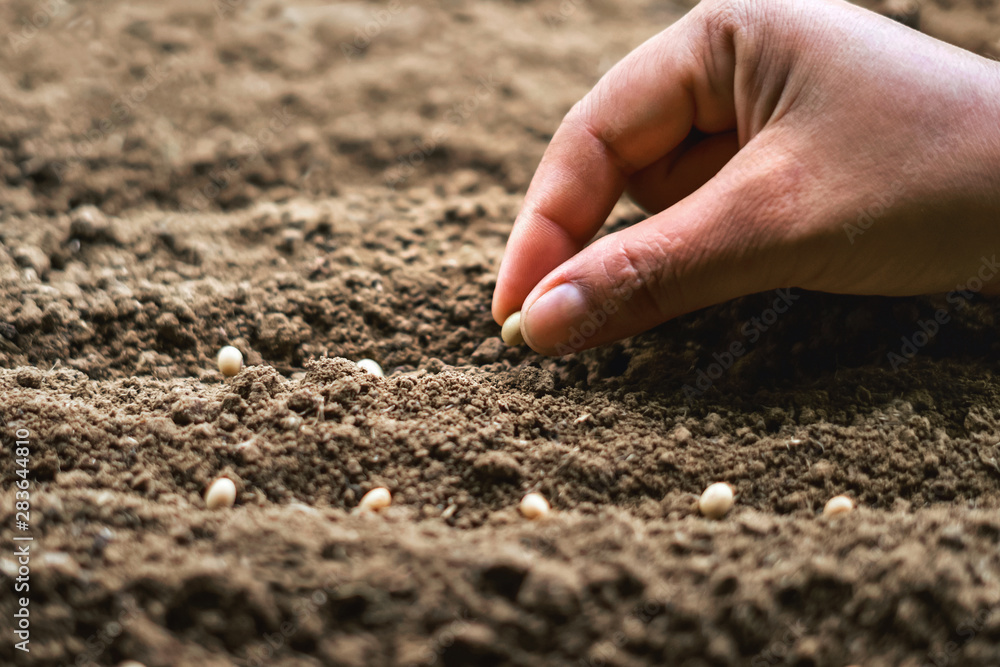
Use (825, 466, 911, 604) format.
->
(490, 292, 505, 326)
(491, 255, 512, 325)
(491, 278, 520, 327)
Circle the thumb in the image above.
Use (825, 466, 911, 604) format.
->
(519, 146, 800, 355)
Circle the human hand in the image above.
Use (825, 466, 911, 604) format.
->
(492, 0, 1000, 355)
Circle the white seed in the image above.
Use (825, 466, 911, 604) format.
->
(519, 492, 550, 520)
(357, 358, 384, 378)
(217, 346, 244, 377)
(118, 662, 147, 667)
(358, 487, 391, 512)
(205, 477, 237, 510)
(501, 311, 524, 347)
(699, 482, 734, 520)
(823, 494, 854, 518)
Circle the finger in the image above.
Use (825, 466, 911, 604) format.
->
(626, 131, 740, 214)
(518, 146, 794, 355)
(491, 4, 739, 324)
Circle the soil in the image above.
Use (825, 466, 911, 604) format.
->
(3, 1, 1000, 666)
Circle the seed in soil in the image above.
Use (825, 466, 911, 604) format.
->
(699, 482, 734, 519)
(501, 311, 524, 346)
(519, 492, 550, 519)
(217, 346, 244, 377)
(823, 494, 854, 517)
(357, 358, 384, 377)
(205, 477, 237, 510)
(359, 487, 391, 512)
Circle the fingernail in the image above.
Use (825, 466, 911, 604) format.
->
(522, 283, 589, 352)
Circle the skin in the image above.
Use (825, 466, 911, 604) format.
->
(492, 0, 1000, 355)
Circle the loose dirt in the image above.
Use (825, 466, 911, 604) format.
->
(2, 1, 1000, 666)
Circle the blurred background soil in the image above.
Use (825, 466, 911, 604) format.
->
(2, 0, 1000, 666)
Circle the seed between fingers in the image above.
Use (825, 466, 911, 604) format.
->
(501, 311, 524, 346)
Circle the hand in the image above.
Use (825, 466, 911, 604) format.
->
(492, 0, 1000, 355)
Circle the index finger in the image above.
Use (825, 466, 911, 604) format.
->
(491, 5, 738, 324)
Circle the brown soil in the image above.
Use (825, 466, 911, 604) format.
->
(3, 1, 1000, 666)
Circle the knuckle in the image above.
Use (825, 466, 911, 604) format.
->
(698, 0, 750, 37)
(698, 0, 782, 43)
(564, 97, 634, 173)
(602, 234, 674, 318)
